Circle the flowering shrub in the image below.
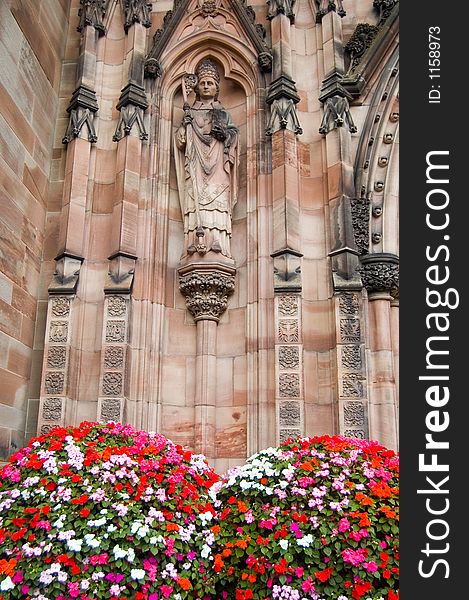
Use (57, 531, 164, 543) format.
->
(0, 422, 220, 600)
(211, 435, 399, 600)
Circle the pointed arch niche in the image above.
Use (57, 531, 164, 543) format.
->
(136, 9, 274, 471)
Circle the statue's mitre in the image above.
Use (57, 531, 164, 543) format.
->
(195, 58, 220, 83)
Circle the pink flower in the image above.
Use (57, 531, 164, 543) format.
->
(363, 561, 378, 573)
(302, 577, 315, 593)
(342, 547, 366, 566)
(295, 567, 304, 577)
(160, 584, 173, 598)
(338, 518, 350, 532)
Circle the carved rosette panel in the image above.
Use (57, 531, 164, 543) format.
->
(275, 294, 304, 443)
(37, 296, 73, 434)
(178, 270, 236, 322)
(335, 292, 369, 439)
(98, 295, 129, 423)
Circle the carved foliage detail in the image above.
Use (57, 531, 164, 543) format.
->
(107, 296, 127, 317)
(345, 24, 380, 73)
(341, 345, 362, 370)
(51, 297, 71, 317)
(47, 347, 67, 369)
(279, 401, 301, 426)
(106, 321, 126, 343)
(49, 322, 68, 343)
(44, 372, 65, 395)
(344, 402, 366, 427)
(340, 318, 361, 343)
(104, 347, 125, 369)
(359, 257, 399, 296)
(278, 320, 299, 343)
(278, 295, 298, 316)
(350, 197, 370, 255)
(339, 293, 359, 316)
(102, 372, 123, 397)
(279, 346, 300, 370)
(42, 398, 63, 422)
(99, 398, 123, 423)
(179, 271, 235, 322)
(279, 373, 300, 397)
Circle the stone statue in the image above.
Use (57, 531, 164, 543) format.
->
(174, 59, 239, 258)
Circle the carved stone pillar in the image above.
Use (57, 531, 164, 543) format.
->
(97, 295, 130, 424)
(178, 260, 236, 458)
(275, 294, 304, 443)
(359, 253, 399, 449)
(37, 295, 75, 435)
(335, 291, 369, 440)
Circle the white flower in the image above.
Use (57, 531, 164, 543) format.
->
(296, 534, 314, 548)
(279, 539, 289, 550)
(130, 569, 146, 580)
(127, 547, 135, 562)
(0, 577, 14, 591)
(113, 545, 127, 559)
(84, 533, 101, 548)
(67, 538, 83, 552)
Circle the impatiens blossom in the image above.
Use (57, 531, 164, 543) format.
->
(0, 421, 220, 599)
(212, 435, 399, 600)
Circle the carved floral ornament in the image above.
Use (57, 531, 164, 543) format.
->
(178, 269, 236, 322)
(358, 253, 399, 298)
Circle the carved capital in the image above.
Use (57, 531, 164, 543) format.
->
(359, 253, 399, 297)
(178, 264, 236, 322)
(49, 254, 84, 294)
(62, 86, 99, 144)
(316, 0, 346, 23)
(77, 0, 106, 35)
(267, 0, 296, 23)
(122, 0, 152, 33)
(319, 95, 357, 135)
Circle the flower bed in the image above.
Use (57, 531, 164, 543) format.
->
(211, 435, 399, 600)
(0, 422, 220, 599)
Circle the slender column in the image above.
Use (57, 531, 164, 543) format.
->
(360, 253, 399, 450)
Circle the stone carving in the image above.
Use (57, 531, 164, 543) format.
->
(49, 322, 68, 343)
(104, 347, 125, 369)
(99, 398, 123, 423)
(106, 321, 126, 343)
(113, 104, 148, 141)
(175, 59, 239, 258)
(44, 372, 65, 395)
(107, 296, 127, 317)
(279, 373, 300, 397)
(47, 347, 67, 369)
(102, 372, 123, 396)
(341, 345, 362, 370)
(316, 0, 346, 23)
(339, 292, 359, 316)
(319, 96, 357, 135)
(344, 429, 366, 439)
(344, 402, 365, 426)
(279, 401, 301, 426)
(358, 253, 399, 297)
(122, 0, 152, 33)
(146, 0, 272, 76)
(340, 318, 360, 343)
(77, 0, 106, 34)
(345, 24, 380, 73)
(267, 0, 296, 23)
(42, 398, 63, 422)
(278, 295, 298, 316)
(62, 86, 99, 144)
(179, 270, 236, 322)
(51, 296, 71, 317)
(40, 424, 55, 435)
(279, 346, 300, 370)
(278, 320, 299, 343)
(144, 58, 161, 79)
(342, 373, 363, 397)
(279, 428, 302, 443)
(266, 98, 303, 136)
(200, 0, 218, 16)
(373, 0, 399, 24)
(350, 196, 370, 255)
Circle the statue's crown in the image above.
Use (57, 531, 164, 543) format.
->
(195, 59, 220, 83)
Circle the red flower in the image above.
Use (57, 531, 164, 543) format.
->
(315, 567, 334, 582)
